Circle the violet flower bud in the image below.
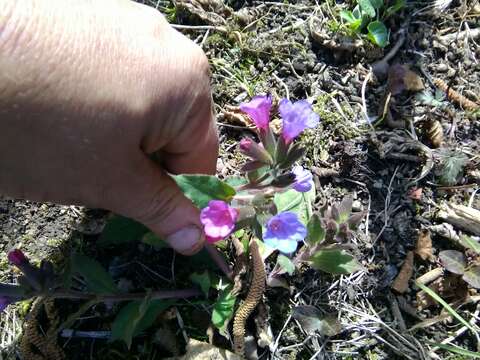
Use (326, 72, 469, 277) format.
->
(8, 249, 28, 266)
(239, 138, 273, 164)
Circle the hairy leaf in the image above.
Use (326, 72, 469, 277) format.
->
(367, 21, 389, 47)
(439, 250, 466, 275)
(306, 214, 325, 246)
(384, 0, 406, 19)
(309, 249, 362, 274)
(71, 254, 118, 294)
(276, 254, 295, 275)
(337, 196, 353, 223)
(438, 150, 468, 186)
(274, 185, 315, 225)
(358, 0, 376, 17)
(173, 175, 236, 208)
(99, 215, 149, 246)
(369, 0, 384, 9)
(190, 271, 212, 297)
(111, 298, 172, 348)
(211, 284, 237, 336)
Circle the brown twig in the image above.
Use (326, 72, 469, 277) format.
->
(233, 240, 266, 356)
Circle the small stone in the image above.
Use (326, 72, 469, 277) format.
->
(436, 63, 448, 72)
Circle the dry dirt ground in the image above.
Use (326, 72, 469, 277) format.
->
(1, 1, 480, 359)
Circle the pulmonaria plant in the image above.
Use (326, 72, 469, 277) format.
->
(0, 94, 365, 352)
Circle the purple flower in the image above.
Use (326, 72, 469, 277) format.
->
(8, 249, 28, 266)
(0, 297, 11, 312)
(292, 166, 313, 192)
(263, 212, 307, 253)
(200, 200, 238, 244)
(239, 95, 272, 130)
(279, 99, 320, 143)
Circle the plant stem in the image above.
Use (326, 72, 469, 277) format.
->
(205, 244, 233, 280)
(44, 288, 202, 302)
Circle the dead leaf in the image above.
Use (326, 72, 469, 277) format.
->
(387, 64, 424, 96)
(416, 274, 468, 310)
(292, 306, 342, 336)
(254, 301, 273, 349)
(165, 339, 242, 360)
(415, 229, 434, 261)
(392, 251, 414, 293)
(173, 0, 231, 25)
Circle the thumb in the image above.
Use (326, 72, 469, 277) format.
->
(112, 154, 205, 256)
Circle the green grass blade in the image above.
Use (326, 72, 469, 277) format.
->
(416, 282, 478, 334)
(427, 342, 480, 358)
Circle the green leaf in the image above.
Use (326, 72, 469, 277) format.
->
(416, 282, 478, 335)
(141, 232, 168, 250)
(337, 196, 353, 223)
(439, 250, 466, 275)
(426, 342, 480, 358)
(71, 254, 118, 294)
(173, 175, 236, 208)
(111, 297, 172, 348)
(274, 185, 315, 225)
(292, 306, 342, 336)
(367, 21, 389, 47)
(278, 144, 306, 170)
(306, 214, 325, 246)
(384, 0, 405, 19)
(99, 215, 149, 246)
(340, 10, 357, 23)
(309, 249, 362, 275)
(461, 236, 480, 255)
(369, 0, 383, 9)
(277, 254, 295, 275)
(190, 271, 212, 297)
(463, 266, 480, 289)
(358, 0, 376, 17)
(211, 284, 237, 336)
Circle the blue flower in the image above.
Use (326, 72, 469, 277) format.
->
(263, 212, 307, 253)
(292, 166, 312, 192)
(279, 99, 320, 143)
(0, 297, 11, 312)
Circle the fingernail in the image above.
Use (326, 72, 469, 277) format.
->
(166, 225, 204, 255)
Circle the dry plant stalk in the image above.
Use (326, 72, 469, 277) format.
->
(437, 202, 480, 236)
(434, 78, 480, 111)
(392, 251, 414, 293)
(19, 298, 65, 360)
(232, 240, 266, 356)
(415, 267, 444, 285)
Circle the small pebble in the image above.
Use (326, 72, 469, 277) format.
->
(436, 63, 448, 72)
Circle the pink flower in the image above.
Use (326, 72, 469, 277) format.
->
(8, 249, 27, 266)
(239, 138, 272, 164)
(200, 200, 238, 243)
(239, 95, 272, 130)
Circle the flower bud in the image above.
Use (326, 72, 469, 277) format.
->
(239, 138, 273, 164)
(8, 249, 27, 266)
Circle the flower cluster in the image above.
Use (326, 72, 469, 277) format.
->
(198, 94, 319, 253)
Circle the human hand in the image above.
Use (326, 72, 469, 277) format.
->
(0, 0, 218, 255)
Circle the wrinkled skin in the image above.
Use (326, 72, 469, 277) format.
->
(0, 0, 219, 255)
